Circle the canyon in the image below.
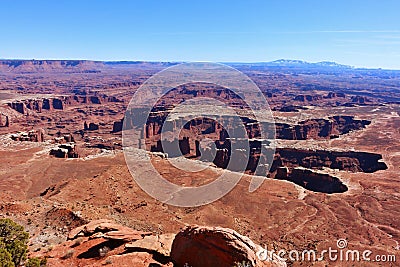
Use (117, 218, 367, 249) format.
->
(0, 60, 398, 266)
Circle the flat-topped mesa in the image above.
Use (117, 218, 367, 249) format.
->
(326, 91, 346, 98)
(351, 95, 372, 104)
(197, 145, 386, 193)
(133, 114, 386, 174)
(120, 114, 370, 159)
(7, 94, 122, 114)
(25, 99, 43, 112)
(275, 166, 348, 193)
(275, 115, 371, 140)
(9, 98, 65, 113)
(71, 94, 123, 105)
(8, 101, 27, 114)
(124, 107, 370, 145)
(0, 59, 104, 73)
(204, 144, 386, 174)
(294, 94, 323, 102)
(272, 147, 387, 173)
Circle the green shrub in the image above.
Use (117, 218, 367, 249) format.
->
(26, 257, 40, 267)
(0, 219, 29, 266)
(26, 257, 47, 267)
(0, 248, 14, 267)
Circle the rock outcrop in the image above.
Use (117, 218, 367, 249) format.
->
(294, 94, 323, 102)
(272, 148, 387, 173)
(351, 95, 371, 104)
(112, 118, 124, 133)
(8, 101, 26, 114)
(122, 106, 385, 193)
(84, 121, 99, 131)
(0, 114, 9, 127)
(68, 219, 151, 241)
(40, 221, 285, 267)
(125, 233, 175, 258)
(7, 94, 122, 114)
(275, 166, 348, 193)
(326, 92, 345, 98)
(170, 226, 286, 267)
(50, 143, 79, 158)
(54, 134, 74, 143)
(11, 129, 45, 142)
(275, 116, 371, 140)
(0, 59, 104, 73)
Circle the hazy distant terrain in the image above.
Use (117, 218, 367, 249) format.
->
(0, 59, 398, 266)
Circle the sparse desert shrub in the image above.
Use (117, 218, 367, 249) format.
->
(99, 246, 110, 258)
(104, 258, 112, 265)
(26, 257, 47, 267)
(61, 249, 74, 259)
(0, 218, 29, 266)
(71, 237, 84, 248)
(233, 261, 252, 267)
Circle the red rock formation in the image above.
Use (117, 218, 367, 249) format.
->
(52, 98, 64, 109)
(89, 96, 102, 104)
(125, 233, 175, 258)
(275, 116, 370, 140)
(8, 101, 26, 114)
(54, 134, 75, 143)
(25, 99, 43, 112)
(170, 226, 285, 267)
(40, 220, 286, 267)
(351, 95, 370, 104)
(8, 94, 121, 116)
(84, 122, 99, 131)
(0, 59, 104, 73)
(294, 94, 323, 102)
(11, 129, 45, 142)
(50, 143, 79, 158)
(326, 91, 345, 98)
(68, 219, 151, 241)
(112, 118, 124, 133)
(0, 114, 9, 127)
(276, 167, 348, 193)
(273, 148, 386, 173)
(42, 98, 52, 110)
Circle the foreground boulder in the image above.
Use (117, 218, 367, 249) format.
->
(170, 226, 286, 267)
(39, 221, 285, 267)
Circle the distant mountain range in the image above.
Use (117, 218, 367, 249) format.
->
(268, 59, 353, 68)
(227, 59, 354, 69)
(0, 59, 397, 73)
(104, 59, 354, 69)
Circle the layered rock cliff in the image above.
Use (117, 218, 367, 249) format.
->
(0, 60, 105, 73)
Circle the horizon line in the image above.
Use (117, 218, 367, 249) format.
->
(1, 57, 399, 71)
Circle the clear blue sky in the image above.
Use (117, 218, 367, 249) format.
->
(2, 0, 400, 69)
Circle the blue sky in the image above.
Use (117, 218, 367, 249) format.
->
(2, 0, 400, 69)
